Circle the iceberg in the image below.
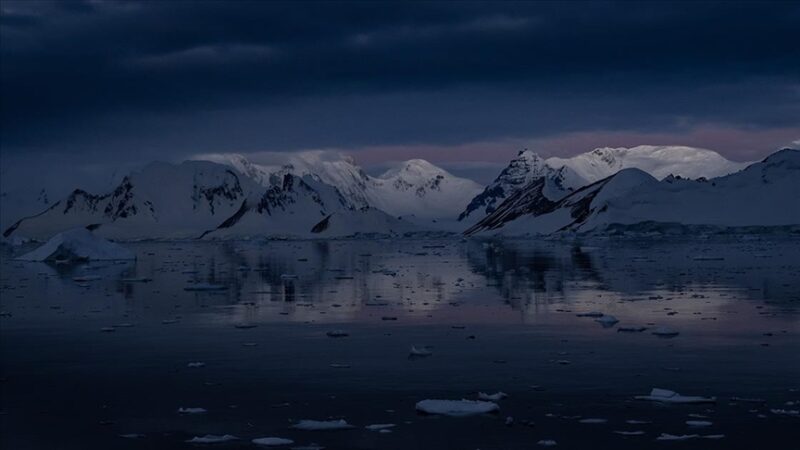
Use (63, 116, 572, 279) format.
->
(635, 388, 716, 404)
(16, 228, 134, 262)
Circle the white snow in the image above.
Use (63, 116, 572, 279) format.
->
(291, 419, 354, 430)
(16, 228, 134, 262)
(635, 388, 716, 404)
(415, 399, 499, 416)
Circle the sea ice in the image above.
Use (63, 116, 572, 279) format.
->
(291, 419, 354, 430)
(415, 399, 499, 416)
(185, 434, 239, 443)
(478, 392, 507, 401)
(635, 388, 716, 404)
(252, 437, 295, 446)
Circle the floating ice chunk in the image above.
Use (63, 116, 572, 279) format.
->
(187, 362, 206, 368)
(121, 277, 152, 283)
(409, 346, 432, 357)
(686, 420, 712, 427)
(656, 433, 698, 441)
(635, 388, 716, 404)
(100, 327, 115, 332)
(184, 283, 227, 291)
(326, 330, 349, 338)
(185, 434, 239, 443)
(614, 430, 645, 435)
(770, 409, 799, 416)
(651, 327, 680, 337)
(579, 418, 608, 424)
(626, 420, 652, 424)
(365, 424, 395, 431)
(17, 228, 135, 262)
(537, 439, 557, 446)
(119, 433, 145, 439)
(415, 399, 499, 416)
(280, 274, 298, 279)
(291, 419, 354, 430)
(252, 437, 295, 446)
(595, 315, 619, 327)
(178, 407, 207, 414)
(478, 392, 507, 401)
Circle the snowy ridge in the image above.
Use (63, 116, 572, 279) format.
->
(459, 150, 585, 222)
(199, 152, 483, 219)
(4, 160, 412, 240)
(467, 148, 800, 236)
(546, 145, 751, 182)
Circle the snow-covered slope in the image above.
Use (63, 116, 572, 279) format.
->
(4, 160, 413, 240)
(546, 145, 750, 182)
(4, 161, 254, 240)
(458, 150, 586, 222)
(200, 173, 415, 239)
(467, 148, 800, 236)
(200, 152, 483, 220)
(366, 159, 483, 219)
(459, 145, 751, 224)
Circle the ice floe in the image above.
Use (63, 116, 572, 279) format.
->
(185, 434, 239, 443)
(178, 407, 207, 414)
(478, 392, 507, 401)
(252, 437, 295, 446)
(291, 419, 354, 430)
(415, 399, 499, 416)
(635, 388, 716, 404)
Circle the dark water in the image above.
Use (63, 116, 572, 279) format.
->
(1, 237, 799, 449)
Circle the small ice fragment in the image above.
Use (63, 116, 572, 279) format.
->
(280, 274, 298, 279)
(651, 327, 680, 337)
(626, 420, 651, 424)
(365, 424, 395, 431)
(185, 434, 238, 443)
(770, 409, 799, 416)
(291, 419, 354, 430)
(686, 420, 712, 427)
(252, 437, 294, 446)
(329, 364, 351, 369)
(635, 388, 715, 404)
(409, 346, 432, 357)
(579, 418, 607, 424)
(595, 315, 619, 327)
(119, 433, 145, 439)
(326, 330, 349, 338)
(178, 407, 207, 414)
(100, 327, 115, 332)
(656, 434, 698, 441)
(415, 399, 499, 416)
(614, 430, 645, 436)
(187, 362, 206, 368)
(537, 439, 557, 446)
(478, 392, 507, 401)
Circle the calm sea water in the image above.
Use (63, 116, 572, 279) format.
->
(1, 237, 799, 449)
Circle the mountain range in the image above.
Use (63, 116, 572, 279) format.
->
(2, 146, 796, 241)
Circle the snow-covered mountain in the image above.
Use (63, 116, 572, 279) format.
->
(200, 152, 483, 220)
(458, 150, 585, 222)
(466, 148, 800, 236)
(3, 160, 413, 240)
(459, 145, 751, 223)
(546, 145, 751, 181)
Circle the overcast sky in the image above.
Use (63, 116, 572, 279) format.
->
(1, 0, 798, 187)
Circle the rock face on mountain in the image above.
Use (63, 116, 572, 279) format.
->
(459, 145, 752, 224)
(466, 149, 800, 236)
(205, 152, 482, 220)
(3, 160, 412, 240)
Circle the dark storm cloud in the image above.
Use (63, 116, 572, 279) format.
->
(1, 0, 798, 161)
